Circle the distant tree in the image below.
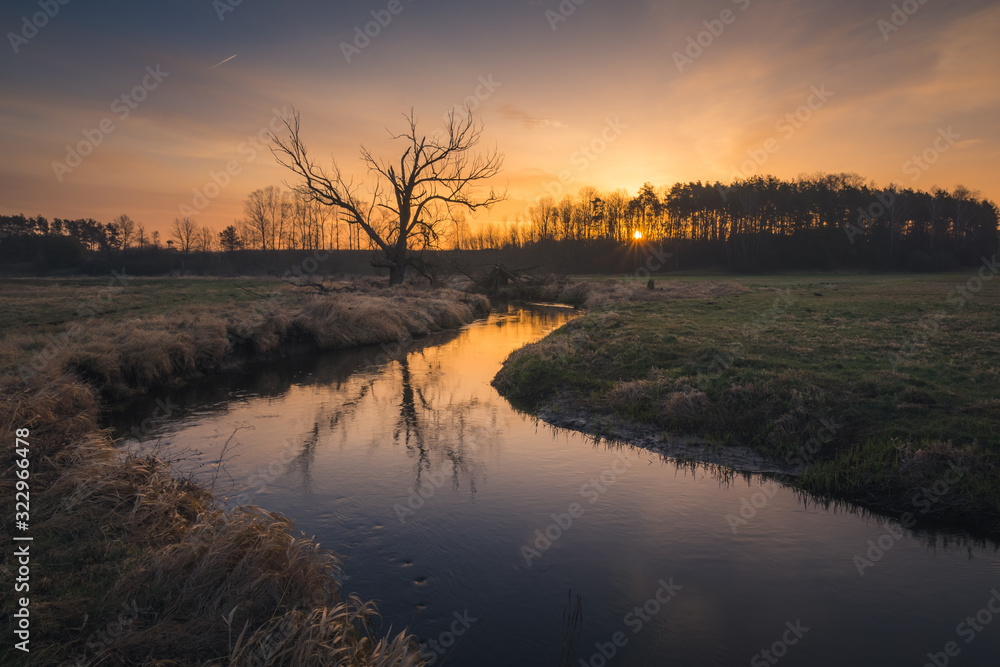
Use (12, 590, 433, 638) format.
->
(31, 215, 49, 235)
(450, 211, 468, 250)
(197, 226, 216, 253)
(101, 222, 121, 258)
(219, 225, 242, 252)
(528, 196, 557, 241)
(112, 214, 136, 251)
(135, 222, 148, 252)
(241, 186, 290, 251)
(170, 216, 197, 255)
(271, 108, 505, 285)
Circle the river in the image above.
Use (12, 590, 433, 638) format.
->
(108, 305, 1000, 666)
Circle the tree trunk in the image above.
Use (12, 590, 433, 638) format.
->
(389, 263, 405, 286)
(387, 246, 407, 285)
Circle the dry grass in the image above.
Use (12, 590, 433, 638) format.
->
(0, 282, 489, 400)
(487, 275, 748, 308)
(0, 280, 488, 665)
(566, 278, 748, 308)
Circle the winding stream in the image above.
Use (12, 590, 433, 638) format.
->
(109, 305, 1000, 666)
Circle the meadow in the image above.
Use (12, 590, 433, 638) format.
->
(3, 270, 999, 665)
(494, 271, 1000, 534)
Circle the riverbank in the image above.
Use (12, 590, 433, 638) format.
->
(0, 277, 489, 665)
(493, 273, 1000, 536)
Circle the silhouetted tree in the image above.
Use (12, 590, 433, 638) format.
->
(170, 216, 197, 255)
(271, 108, 505, 284)
(218, 225, 242, 252)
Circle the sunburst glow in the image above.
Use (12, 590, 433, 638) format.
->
(633, 231, 643, 240)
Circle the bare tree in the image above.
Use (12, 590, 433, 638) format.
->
(451, 211, 468, 250)
(236, 217, 260, 251)
(271, 108, 505, 285)
(135, 222, 148, 252)
(197, 225, 216, 253)
(242, 186, 290, 251)
(113, 214, 136, 251)
(170, 216, 197, 255)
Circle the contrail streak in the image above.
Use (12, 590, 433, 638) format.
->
(207, 54, 238, 71)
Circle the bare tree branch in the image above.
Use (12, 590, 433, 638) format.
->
(270, 106, 506, 285)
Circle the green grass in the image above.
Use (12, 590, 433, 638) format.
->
(494, 273, 1000, 533)
(0, 277, 283, 335)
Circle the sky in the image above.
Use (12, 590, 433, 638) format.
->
(1, 0, 999, 235)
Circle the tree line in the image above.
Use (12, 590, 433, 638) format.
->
(494, 174, 997, 271)
(3, 173, 996, 274)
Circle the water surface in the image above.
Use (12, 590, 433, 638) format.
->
(110, 305, 1000, 666)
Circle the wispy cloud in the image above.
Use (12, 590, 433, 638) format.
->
(497, 104, 567, 129)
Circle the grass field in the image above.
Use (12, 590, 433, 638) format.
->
(0, 277, 274, 334)
(494, 271, 1000, 534)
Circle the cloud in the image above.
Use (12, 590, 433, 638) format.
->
(496, 104, 567, 129)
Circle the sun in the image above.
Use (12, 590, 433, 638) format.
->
(633, 231, 643, 240)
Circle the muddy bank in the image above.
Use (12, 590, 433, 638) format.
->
(535, 400, 802, 476)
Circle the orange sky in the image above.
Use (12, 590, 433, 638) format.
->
(1, 0, 998, 237)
